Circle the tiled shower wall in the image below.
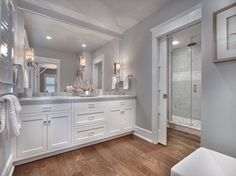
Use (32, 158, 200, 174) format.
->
(171, 45, 201, 121)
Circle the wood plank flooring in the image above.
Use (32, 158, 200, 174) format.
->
(13, 129, 200, 176)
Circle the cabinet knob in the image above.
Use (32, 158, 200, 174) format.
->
(48, 120, 51, 125)
(88, 104, 95, 108)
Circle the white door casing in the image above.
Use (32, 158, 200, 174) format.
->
(150, 4, 201, 145)
(93, 55, 104, 90)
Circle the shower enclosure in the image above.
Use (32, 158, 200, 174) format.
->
(168, 24, 201, 130)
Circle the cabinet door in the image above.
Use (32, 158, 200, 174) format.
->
(122, 108, 134, 131)
(109, 109, 122, 134)
(18, 115, 47, 157)
(48, 113, 72, 150)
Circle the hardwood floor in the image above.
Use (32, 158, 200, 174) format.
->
(13, 129, 200, 176)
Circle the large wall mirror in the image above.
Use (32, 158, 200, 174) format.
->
(22, 10, 118, 94)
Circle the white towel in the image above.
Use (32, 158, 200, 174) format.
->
(0, 95, 22, 136)
(123, 75, 129, 90)
(112, 76, 117, 90)
(0, 101, 6, 133)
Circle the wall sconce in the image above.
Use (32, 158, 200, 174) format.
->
(25, 48, 35, 67)
(113, 62, 120, 75)
(80, 56, 86, 67)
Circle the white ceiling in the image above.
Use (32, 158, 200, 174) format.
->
(22, 0, 172, 34)
(24, 11, 114, 54)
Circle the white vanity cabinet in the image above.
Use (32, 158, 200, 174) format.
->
(73, 102, 107, 144)
(17, 97, 136, 163)
(108, 100, 135, 135)
(47, 113, 72, 150)
(18, 115, 47, 157)
(17, 103, 72, 158)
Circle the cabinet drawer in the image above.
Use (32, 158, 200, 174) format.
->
(21, 103, 72, 114)
(109, 100, 135, 108)
(73, 125, 105, 144)
(73, 102, 106, 111)
(74, 111, 105, 126)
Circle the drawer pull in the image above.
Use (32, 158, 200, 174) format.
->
(88, 116, 95, 120)
(42, 107, 52, 110)
(88, 104, 95, 108)
(120, 102, 125, 105)
(88, 131, 95, 136)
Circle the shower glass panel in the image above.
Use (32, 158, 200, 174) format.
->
(169, 23, 201, 130)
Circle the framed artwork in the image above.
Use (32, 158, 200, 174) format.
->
(213, 3, 236, 63)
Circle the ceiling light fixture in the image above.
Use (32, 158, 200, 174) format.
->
(82, 44, 86, 48)
(172, 40, 180, 45)
(46, 36, 52, 40)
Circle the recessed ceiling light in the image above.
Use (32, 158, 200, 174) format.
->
(82, 44, 86, 48)
(172, 40, 180, 45)
(46, 36, 52, 40)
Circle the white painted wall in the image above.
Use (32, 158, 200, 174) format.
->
(34, 47, 79, 91)
(201, 0, 236, 158)
(121, 0, 201, 131)
(93, 38, 120, 90)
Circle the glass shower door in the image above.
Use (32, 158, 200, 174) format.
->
(169, 23, 201, 130)
(171, 47, 192, 127)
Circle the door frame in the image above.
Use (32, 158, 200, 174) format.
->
(150, 4, 201, 144)
(93, 55, 105, 90)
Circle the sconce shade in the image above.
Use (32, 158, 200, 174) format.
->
(113, 62, 120, 74)
(25, 48, 34, 61)
(80, 56, 86, 66)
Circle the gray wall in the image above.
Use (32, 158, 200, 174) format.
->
(93, 38, 120, 90)
(34, 47, 78, 91)
(201, 0, 236, 157)
(121, 0, 201, 131)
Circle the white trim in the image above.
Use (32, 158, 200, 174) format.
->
(151, 4, 201, 145)
(35, 56, 61, 92)
(93, 55, 105, 90)
(133, 126, 153, 143)
(1, 154, 14, 176)
(151, 4, 202, 36)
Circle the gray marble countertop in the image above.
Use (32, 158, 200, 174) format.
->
(19, 94, 136, 104)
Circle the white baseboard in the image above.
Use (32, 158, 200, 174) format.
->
(134, 126, 153, 143)
(14, 132, 133, 166)
(1, 154, 14, 176)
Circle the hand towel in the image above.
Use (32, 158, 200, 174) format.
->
(123, 75, 129, 90)
(112, 76, 117, 90)
(0, 101, 6, 133)
(0, 95, 22, 136)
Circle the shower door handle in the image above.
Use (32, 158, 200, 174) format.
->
(193, 84, 197, 93)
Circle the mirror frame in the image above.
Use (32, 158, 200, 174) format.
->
(93, 55, 104, 90)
